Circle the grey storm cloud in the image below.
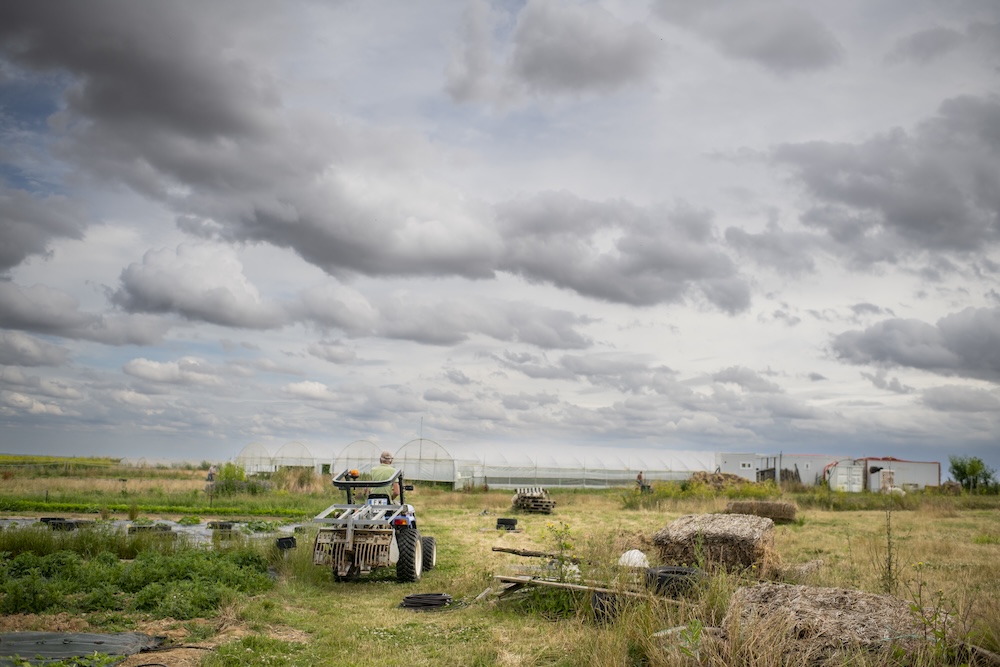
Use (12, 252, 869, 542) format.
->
(1, 2, 750, 317)
(507, 0, 659, 94)
(888, 26, 964, 63)
(861, 369, 914, 394)
(773, 95, 1000, 263)
(497, 193, 751, 313)
(0, 1, 276, 141)
(3, 2, 501, 282)
(922, 385, 1000, 413)
(0, 188, 88, 272)
(0, 331, 69, 366)
(725, 225, 818, 276)
(888, 22, 1000, 65)
(833, 306, 1000, 382)
(447, 0, 659, 104)
(0, 282, 169, 345)
(651, 0, 842, 74)
(111, 248, 596, 350)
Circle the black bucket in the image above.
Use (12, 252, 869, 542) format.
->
(496, 518, 518, 530)
(644, 566, 703, 596)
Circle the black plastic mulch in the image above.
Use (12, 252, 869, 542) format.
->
(0, 631, 163, 666)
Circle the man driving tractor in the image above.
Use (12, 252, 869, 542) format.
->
(369, 450, 400, 500)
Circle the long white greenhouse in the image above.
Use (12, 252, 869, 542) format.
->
(453, 446, 716, 490)
(326, 440, 715, 489)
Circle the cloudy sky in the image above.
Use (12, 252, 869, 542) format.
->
(1, 0, 999, 472)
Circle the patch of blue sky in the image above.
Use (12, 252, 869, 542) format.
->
(0, 161, 43, 191)
(0, 74, 70, 195)
(0, 71, 67, 125)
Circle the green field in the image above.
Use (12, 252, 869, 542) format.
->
(1, 459, 999, 666)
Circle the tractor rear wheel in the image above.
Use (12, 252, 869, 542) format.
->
(396, 528, 423, 582)
(421, 536, 437, 570)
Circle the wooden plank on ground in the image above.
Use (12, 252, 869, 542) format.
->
(494, 575, 655, 600)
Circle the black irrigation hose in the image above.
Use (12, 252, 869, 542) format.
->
(399, 593, 453, 611)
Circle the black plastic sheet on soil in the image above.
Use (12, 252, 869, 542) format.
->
(0, 631, 162, 666)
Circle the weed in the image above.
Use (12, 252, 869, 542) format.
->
(202, 635, 306, 667)
(244, 520, 280, 533)
(177, 515, 202, 526)
(871, 502, 902, 594)
(906, 562, 953, 661)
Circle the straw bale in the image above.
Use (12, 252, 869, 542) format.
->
(689, 470, 751, 490)
(724, 582, 936, 663)
(651, 513, 774, 571)
(726, 500, 797, 523)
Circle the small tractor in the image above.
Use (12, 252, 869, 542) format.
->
(313, 468, 436, 582)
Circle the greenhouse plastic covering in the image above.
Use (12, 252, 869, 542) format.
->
(234, 441, 274, 473)
(332, 439, 383, 475)
(272, 440, 316, 468)
(453, 447, 715, 489)
(394, 439, 456, 483)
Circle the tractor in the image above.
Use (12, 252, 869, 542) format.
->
(312, 468, 436, 582)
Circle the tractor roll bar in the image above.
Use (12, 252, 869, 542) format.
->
(332, 468, 411, 504)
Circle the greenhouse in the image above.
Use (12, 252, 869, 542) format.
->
(332, 440, 384, 476)
(394, 439, 456, 483)
(272, 441, 316, 469)
(452, 446, 716, 490)
(234, 442, 275, 474)
(233, 439, 717, 489)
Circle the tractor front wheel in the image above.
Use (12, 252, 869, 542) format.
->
(396, 528, 423, 582)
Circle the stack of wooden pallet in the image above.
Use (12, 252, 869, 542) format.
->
(512, 487, 557, 514)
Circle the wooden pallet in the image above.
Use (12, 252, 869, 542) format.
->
(513, 497, 557, 513)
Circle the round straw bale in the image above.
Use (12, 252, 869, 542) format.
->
(652, 513, 774, 571)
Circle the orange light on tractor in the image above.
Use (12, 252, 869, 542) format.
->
(392, 517, 409, 526)
(349, 469, 360, 479)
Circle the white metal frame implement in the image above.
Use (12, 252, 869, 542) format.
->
(312, 469, 415, 576)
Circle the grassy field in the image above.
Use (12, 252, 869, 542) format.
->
(1, 461, 999, 666)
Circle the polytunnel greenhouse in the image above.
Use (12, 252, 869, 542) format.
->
(234, 442, 274, 474)
(452, 446, 715, 489)
(332, 440, 384, 475)
(393, 439, 456, 483)
(272, 441, 316, 469)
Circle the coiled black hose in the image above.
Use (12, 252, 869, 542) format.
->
(399, 593, 453, 611)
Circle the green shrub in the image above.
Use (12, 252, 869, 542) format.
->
(1, 570, 61, 614)
(0, 531, 273, 620)
(78, 583, 124, 612)
(132, 580, 228, 619)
